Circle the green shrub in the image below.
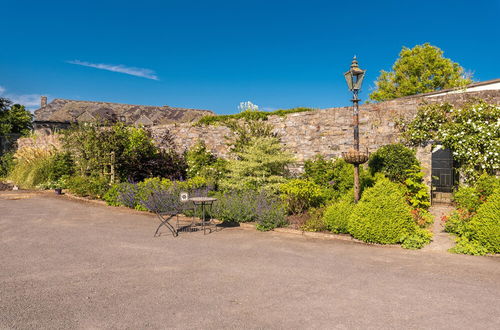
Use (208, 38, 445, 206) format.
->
(447, 188, 499, 255)
(411, 208, 434, 228)
(450, 237, 490, 256)
(368, 144, 419, 182)
(103, 183, 123, 206)
(103, 182, 138, 207)
(444, 208, 472, 235)
(348, 178, 415, 244)
(184, 142, 227, 187)
(0, 151, 14, 177)
(303, 156, 374, 199)
(403, 165, 430, 209)
(301, 208, 327, 232)
(453, 173, 499, 213)
(185, 141, 218, 178)
(62, 122, 186, 182)
(323, 194, 354, 234)
(303, 155, 336, 186)
(66, 176, 110, 199)
(453, 186, 481, 213)
(178, 176, 210, 191)
(220, 136, 294, 193)
(401, 227, 433, 249)
(280, 179, 328, 214)
(465, 189, 500, 254)
(475, 173, 500, 200)
(47, 152, 74, 182)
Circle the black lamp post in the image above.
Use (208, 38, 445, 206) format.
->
(342, 57, 368, 203)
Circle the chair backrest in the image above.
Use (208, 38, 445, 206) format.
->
(180, 191, 189, 202)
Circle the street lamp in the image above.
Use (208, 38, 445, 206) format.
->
(342, 57, 369, 203)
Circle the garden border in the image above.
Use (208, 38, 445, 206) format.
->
(50, 190, 404, 249)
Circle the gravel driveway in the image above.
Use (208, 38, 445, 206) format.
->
(1, 191, 499, 329)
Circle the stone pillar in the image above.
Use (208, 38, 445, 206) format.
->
(41, 96, 47, 107)
(416, 144, 433, 192)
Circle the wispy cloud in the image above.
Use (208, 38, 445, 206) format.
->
(67, 60, 159, 80)
(0, 85, 43, 109)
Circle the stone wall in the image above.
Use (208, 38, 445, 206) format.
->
(18, 89, 500, 187)
(16, 133, 62, 151)
(150, 90, 500, 184)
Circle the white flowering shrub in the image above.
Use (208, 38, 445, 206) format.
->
(238, 101, 259, 113)
(400, 100, 500, 182)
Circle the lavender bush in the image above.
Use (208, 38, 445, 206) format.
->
(211, 189, 287, 230)
(139, 183, 183, 213)
(118, 182, 140, 208)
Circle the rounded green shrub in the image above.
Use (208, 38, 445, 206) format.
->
(66, 176, 110, 199)
(280, 179, 328, 214)
(466, 189, 500, 254)
(323, 193, 354, 234)
(348, 178, 415, 244)
(368, 144, 419, 182)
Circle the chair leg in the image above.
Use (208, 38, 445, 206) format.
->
(154, 214, 178, 237)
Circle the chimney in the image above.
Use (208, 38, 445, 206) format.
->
(41, 96, 47, 107)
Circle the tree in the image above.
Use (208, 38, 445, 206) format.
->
(369, 43, 472, 102)
(61, 122, 186, 181)
(221, 136, 294, 192)
(0, 97, 33, 136)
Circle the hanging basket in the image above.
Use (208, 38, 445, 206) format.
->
(342, 149, 369, 165)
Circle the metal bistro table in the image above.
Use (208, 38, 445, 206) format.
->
(189, 197, 218, 235)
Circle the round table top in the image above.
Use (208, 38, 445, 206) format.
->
(188, 197, 218, 203)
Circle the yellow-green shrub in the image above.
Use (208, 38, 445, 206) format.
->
(280, 179, 328, 214)
(453, 189, 500, 255)
(323, 193, 354, 234)
(348, 178, 415, 244)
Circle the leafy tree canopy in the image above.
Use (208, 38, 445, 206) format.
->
(0, 97, 33, 136)
(369, 43, 472, 102)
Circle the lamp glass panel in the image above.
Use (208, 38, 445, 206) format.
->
(344, 71, 354, 90)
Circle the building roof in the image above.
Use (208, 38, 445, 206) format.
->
(403, 78, 500, 99)
(34, 98, 214, 125)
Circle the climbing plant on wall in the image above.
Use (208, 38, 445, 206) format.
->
(399, 100, 500, 182)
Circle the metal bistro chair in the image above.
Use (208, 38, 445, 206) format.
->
(153, 191, 193, 238)
(176, 191, 198, 234)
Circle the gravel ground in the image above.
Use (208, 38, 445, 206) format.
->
(1, 191, 499, 329)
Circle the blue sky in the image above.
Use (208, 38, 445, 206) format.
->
(1, 0, 499, 113)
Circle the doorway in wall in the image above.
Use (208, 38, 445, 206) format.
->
(431, 146, 455, 198)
